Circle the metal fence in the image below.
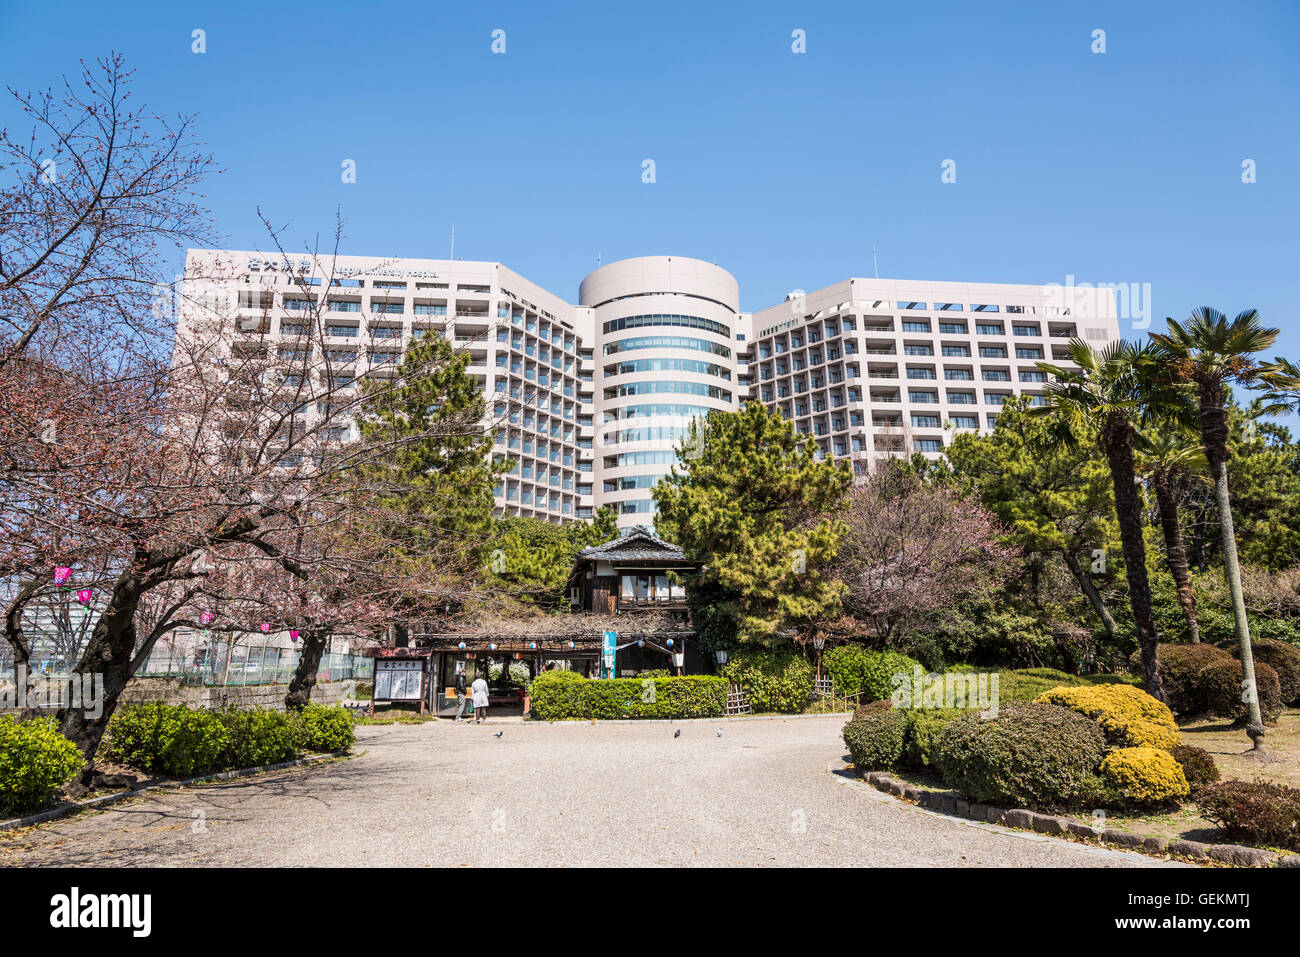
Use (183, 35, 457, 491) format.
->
(3, 637, 373, 688)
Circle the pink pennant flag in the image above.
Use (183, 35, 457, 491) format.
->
(259, 623, 271, 633)
(289, 630, 300, 642)
(200, 611, 214, 625)
(53, 567, 72, 585)
(76, 589, 92, 604)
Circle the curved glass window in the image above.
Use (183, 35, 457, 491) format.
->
(606, 358, 730, 380)
(613, 381, 731, 401)
(605, 403, 714, 420)
(609, 450, 679, 467)
(602, 425, 694, 444)
(602, 336, 731, 358)
(602, 314, 731, 337)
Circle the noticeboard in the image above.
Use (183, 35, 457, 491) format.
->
(374, 659, 424, 701)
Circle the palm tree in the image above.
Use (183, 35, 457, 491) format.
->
(1149, 308, 1286, 751)
(1260, 357, 1300, 416)
(1137, 427, 1207, 644)
(1034, 340, 1169, 700)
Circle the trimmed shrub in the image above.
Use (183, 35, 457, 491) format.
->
(1199, 659, 1283, 723)
(1034, 684, 1180, 750)
(529, 672, 727, 720)
(936, 701, 1107, 807)
(862, 650, 923, 703)
(1231, 639, 1300, 707)
(1099, 747, 1190, 806)
(218, 708, 298, 769)
(107, 703, 314, 777)
(106, 702, 230, 778)
(292, 704, 356, 753)
(1148, 643, 1233, 716)
(841, 707, 908, 772)
(823, 646, 923, 702)
(0, 716, 83, 815)
(1168, 744, 1220, 793)
(901, 708, 965, 770)
(1197, 780, 1300, 850)
(720, 648, 813, 713)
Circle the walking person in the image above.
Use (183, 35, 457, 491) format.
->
(454, 666, 469, 722)
(471, 671, 490, 724)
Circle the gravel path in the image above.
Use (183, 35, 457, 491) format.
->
(0, 715, 1176, 867)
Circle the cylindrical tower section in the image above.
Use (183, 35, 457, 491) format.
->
(581, 256, 740, 528)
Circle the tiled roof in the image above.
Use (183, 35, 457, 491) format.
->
(576, 525, 688, 563)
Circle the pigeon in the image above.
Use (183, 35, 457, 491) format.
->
(716, 729, 722, 737)
(494, 731, 503, 738)
(673, 729, 681, 738)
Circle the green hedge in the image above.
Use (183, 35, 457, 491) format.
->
(0, 716, 83, 815)
(936, 701, 1108, 807)
(530, 672, 727, 720)
(106, 702, 356, 778)
(841, 705, 967, 774)
(719, 647, 813, 713)
(823, 645, 924, 702)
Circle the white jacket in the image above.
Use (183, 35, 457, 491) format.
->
(471, 677, 489, 708)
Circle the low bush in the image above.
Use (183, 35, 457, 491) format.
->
(106, 702, 321, 777)
(823, 646, 923, 703)
(901, 708, 965, 770)
(1231, 639, 1300, 707)
(719, 648, 813, 713)
(1099, 747, 1190, 806)
(841, 707, 908, 772)
(218, 708, 298, 769)
(0, 716, 83, 815)
(997, 668, 1087, 701)
(292, 704, 356, 753)
(1197, 779, 1300, 850)
(1168, 745, 1220, 793)
(529, 672, 727, 720)
(1034, 684, 1180, 750)
(106, 702, 230, 777)
(1199, 659, 1283, 723)
(1140, 643, 1233, 716)
(936, 701, 1107, 807)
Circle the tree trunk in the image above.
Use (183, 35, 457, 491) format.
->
(1153, 473, 1201, 643)
(285, 629, 326, 710)
(1102, 426, 1165, 701)
(1199, 394, 1265, 750)
(1062, 550, 1118, 640)
(58, 586, 145, 787)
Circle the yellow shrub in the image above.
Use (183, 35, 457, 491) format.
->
(1100, 747, 1190, 805)
(1034, 684, 1180, 750)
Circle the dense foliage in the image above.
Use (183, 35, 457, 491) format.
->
(0, 716, 83, 815)
(718, 646, 814, 713)
(529, 672, 728, 720)
(1197, 780, 1300, 850)
(935, 701, 1108, 807)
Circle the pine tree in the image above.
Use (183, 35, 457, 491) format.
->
(652, 403, 850, 646)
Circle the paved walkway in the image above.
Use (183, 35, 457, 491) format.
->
(0, 715, 1175, 867)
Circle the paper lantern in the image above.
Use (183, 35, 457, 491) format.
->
(489, 642, 497, 651)
(259, 623, 271, 633)
(513, 652, 521, 660)
(568, 641, 575, 649)
(528, 642, 537, 650)
(75, 589, 92, 604)
(53, 567, 72, 585)
(667, 638, 674, 647)
(458, 641, 466, 650)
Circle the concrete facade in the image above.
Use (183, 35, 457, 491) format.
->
(178, 251, 1120, 528)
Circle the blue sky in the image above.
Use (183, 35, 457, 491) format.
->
(2, 0, 1298, 369)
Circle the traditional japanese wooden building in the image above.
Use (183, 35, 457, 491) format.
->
(366, 526, 703, 717)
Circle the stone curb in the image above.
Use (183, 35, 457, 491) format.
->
(0, 750, 350, 834)
(531, 712, 852, 726)
(859, 769, 1292, 868)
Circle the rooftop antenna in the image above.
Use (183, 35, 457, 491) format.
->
(873, 244, 878, 279)
(449, 225, 455, 262)
(597, 251, 601, 267)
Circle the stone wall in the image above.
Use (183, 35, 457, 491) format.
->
(116, 678, 355, 710)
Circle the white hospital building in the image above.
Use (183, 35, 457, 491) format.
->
(179, 251, 1120, 530)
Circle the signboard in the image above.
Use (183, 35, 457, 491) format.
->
(374, 659, 424, 701)
(602, 630, 617, 679)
